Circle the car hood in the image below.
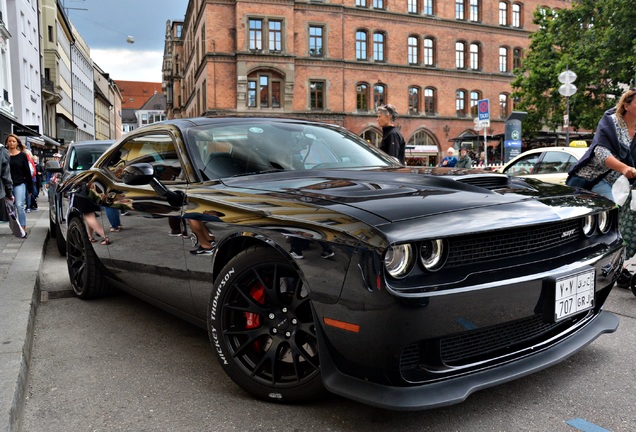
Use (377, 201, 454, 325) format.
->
(219, 167, 596, 229)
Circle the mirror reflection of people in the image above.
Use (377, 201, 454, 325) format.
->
(5, 134, 33, 231)
(377, 104, 406, 164)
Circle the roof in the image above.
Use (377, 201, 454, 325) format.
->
(140, 92, 166, 111)
(115, 80, 163, 110)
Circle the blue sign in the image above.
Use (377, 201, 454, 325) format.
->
(478, 99, 490, 121)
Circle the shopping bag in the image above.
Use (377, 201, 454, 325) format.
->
(5, 199, 26, 238)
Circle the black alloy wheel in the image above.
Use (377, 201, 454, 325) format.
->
(208, 246, 325, 403)
(66, 217, 109, 299)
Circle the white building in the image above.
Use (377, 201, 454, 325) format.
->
(70, 23, 94, 141)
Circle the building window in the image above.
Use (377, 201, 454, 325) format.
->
(373, 33, 385, 62)
(500, 93, 509, 119)
(423, 38, 435, 66)
(269, 20, 282, 52)
(309, 25, 323, 57)
(423, 0, 434, 15)
(499, 46, 509, 72)
(356, 0, 367, 6)
(374, 84, 385, 109)
(455, 41, 465, 69)
(424, 87, 436, 115)
(47, 25, 53, 42)
(469, 0, 479, 21)
(357, 83, 369, 110)
(512, 3, 522, 28)
(456, 90, 467, 116)
(373, 0, 384, 9)
(513, 48, 522, 70)
(455, 0, 465, 19)
(470, 91, 480, 116)
(249, 19, 263, 51)
(499, 2, 508, 26)
(408, 36, 419, 64)
(247, 72, 282, 109)
(470, 43, 480, 70)
(408, 0, 418, 14)
(356, 31, 368, 60)
(408, 86, 420, 114)
(310, 81, 325, 110)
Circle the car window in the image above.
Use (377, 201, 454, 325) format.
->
(504, 152, 542, 175)
(536, 151, 577, 174)
(188, 121, 395, 180)
(68, 144, 112, 171)
(104, 133, 183, 183)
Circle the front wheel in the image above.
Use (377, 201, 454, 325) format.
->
(66, 217, 110, 299)
(208, 246, 325, 403)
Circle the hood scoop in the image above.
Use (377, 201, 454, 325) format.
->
(455, 174, 511, 190)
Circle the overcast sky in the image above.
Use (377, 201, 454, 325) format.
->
(65, 0, 188, 82)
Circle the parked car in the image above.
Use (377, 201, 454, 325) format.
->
(500, 146, 587, 185)
(46, 139, 115, 254)
(55, 117, 621, 410)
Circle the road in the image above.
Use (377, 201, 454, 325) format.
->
(21, 238, 636, 432)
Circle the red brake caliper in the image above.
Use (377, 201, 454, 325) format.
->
(245, 282, 266, 351)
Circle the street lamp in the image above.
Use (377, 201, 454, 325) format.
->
(558, 68, 577, 146)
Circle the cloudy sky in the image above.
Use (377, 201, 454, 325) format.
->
(65, 0, 188, 82)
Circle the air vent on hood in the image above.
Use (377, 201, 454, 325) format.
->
(456, 175, 510, 190)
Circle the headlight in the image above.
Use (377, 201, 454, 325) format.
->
(384, 244, 414, 279)
(420, 239, 447, 271)
(582, 215, 595, 237)
(597, 211, 611, 234)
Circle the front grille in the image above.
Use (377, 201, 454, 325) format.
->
(445, 219, 581, 267)
(400, 314, 577, 373)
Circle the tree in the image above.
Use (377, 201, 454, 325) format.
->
(511, 0, 636, 136)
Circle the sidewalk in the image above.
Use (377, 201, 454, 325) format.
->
(0, 203, 49, 432)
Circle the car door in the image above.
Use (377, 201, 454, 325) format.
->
(96, 131, 196, 317)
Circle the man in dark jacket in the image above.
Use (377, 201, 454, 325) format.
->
(0, 143, 14, 221)
(377, 104, 406, 164)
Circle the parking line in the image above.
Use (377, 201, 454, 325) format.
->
(566, 418, 611, 432)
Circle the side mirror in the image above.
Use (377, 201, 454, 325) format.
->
(122, 163, 154, 185)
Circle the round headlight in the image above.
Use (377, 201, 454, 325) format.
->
(384, 244, 414, 279)
(582, 215, 595, 237)
(597, 211, 611, 234)
(420, 239, 446, 271)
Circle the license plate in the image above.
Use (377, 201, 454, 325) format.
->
(554, 269, 595, 321)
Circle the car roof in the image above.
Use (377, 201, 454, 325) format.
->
(67, 139, 116, 148)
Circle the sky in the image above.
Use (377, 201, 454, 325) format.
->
(64, 0, 188, 82)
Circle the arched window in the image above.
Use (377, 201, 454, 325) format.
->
(361, 128, 382, 148)
(357, 83, 370, 110)
(409, 86, 420, 114)
(470, 43, 480, 70)
(499, 93, 509, 119)
(499, 1, 508, 26)
(499, 46, 509, 72)
(423, 38, 435, 66)
(455, 41, 466, 69)
(512, 3, 522, 28)
(374, 83, 386, 108)
(424, 87, 436, 115)
(513, 47, 522, 70)
(470, 91, 481, 116)
(246, 69, 284, 109)
(373, 32, 385, 62)
(356, 31, 368, 60)
(456, 89, 467, 116)
(408, 36, 419, 65)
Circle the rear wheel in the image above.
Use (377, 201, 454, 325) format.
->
(66, 217, 110, 298)
(208, 246, 324, 403)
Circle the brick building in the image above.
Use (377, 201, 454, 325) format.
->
(162, 0, 571, 166)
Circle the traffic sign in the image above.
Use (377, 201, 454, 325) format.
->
(477, 99, 490, 127)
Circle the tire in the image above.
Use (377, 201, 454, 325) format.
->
(66, 217, 110, 299)
(208, 246, 325, 403)
(49, 207, 56, 239)
(630, 273, 636, 297)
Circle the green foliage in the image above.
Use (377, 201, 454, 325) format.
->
(512, 0, 636, 136)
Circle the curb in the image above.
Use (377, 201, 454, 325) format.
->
(0, 210, 49, 432)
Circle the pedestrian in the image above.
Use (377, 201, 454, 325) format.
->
(456, 146, 472, 168)
(0, 138, 13, 223)
(439, 147, 458, 167)
(376, 104, 406, 164)
(5, 134, 33, 231)
(30, 154, 43, 210)
(72, 182, 110, 245)
(566, 87, 636, 287)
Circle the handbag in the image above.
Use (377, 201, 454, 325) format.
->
(5, 199, 27, 238)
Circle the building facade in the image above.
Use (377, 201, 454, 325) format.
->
(70, 23, 95, 142)
(163, 0, 572, 165)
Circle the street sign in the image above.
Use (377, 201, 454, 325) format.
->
(477, 99, 490, 127)
(12, 124, 40, 136)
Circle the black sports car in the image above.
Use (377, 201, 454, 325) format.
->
(56, 117, 622, 410)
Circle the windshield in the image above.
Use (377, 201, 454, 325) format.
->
(68, 144, 113, 171)
(187, 120, 399, 180)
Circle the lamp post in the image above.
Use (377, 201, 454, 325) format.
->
(558, 68, 577, 146)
